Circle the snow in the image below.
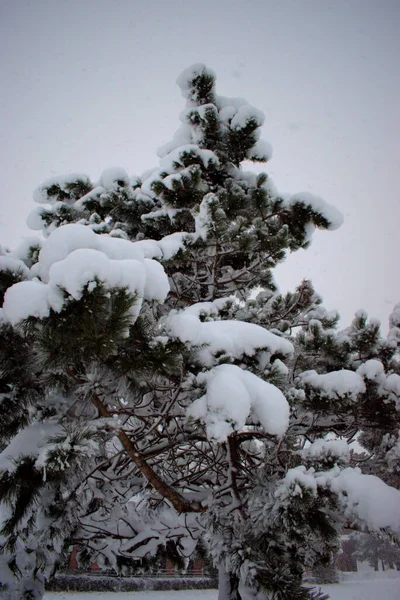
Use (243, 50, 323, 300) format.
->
(389, 302, 400, 329)
(3, 279, 55, 322)
(356, 359, 385, 383)
(142, 258, 170, 303)
(26, 205, 48, 231)
(302, 439, 350, 463)
(300, 369, 366, 400)
(176, 63, 216, 102)
(317, 466, 400, 533)
(167, 310, 293, 367)
(188, 363, 289, 442)
(194, 193, 215, 240)
(0, 422, 62, 473)
(0, 255, 29, 277)
(284, 191, 344, 230)
(216, 95, 248, 111)
(183, 297, 235, 318)
(247, 138, 273, 162)
(2, 224, 172, 325)
(98, 167, 130, 190)
(156, 124, 193, 158)
(322, 578, 400, 600)
(12, 236, 42, 264)
(384, 373, 400, 409)
(159, 144, 219, 173)
(74, 186, 105, 210)
(49, 249, 146, 301)
(38, 224, 106, 278)
(230, 105, 265, 129)
(277, 465, 318, 497)
(218, 105, 237, 123)
(43, 577, 400, 600)
(158, 232, 188, 260)
(34, 173, 91, 205)
(277, 464, 400, 533)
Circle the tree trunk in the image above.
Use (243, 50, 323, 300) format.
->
(218, 566, 242, 600)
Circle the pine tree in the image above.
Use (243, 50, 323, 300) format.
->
(1, 64, 400, 600)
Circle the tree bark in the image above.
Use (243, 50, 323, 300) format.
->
(218, 566, 242, 600)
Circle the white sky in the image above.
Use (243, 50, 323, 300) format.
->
(1, 0, 399, 331)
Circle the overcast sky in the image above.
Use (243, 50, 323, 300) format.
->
(1, 0, 399, 331)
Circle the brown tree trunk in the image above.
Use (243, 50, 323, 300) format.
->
(89, 393, 204, 514)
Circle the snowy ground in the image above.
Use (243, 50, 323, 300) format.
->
(44, 577, 400, 600)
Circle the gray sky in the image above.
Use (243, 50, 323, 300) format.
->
(1, 0, 399, 331)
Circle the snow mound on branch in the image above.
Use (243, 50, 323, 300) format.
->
(176, 63, 216, 101)
(33, 173, 91, 205)
(164, 64, 273, 165)
(277, 465, 318, 498)
(188, 364, 289, 442)
(284, 192, 344, 230)
(0, 422, 62, 473)
(184, 297, 235, 317)
(230, 104, 265, 129)
(37, 224, 145, 279)
(302, 439, 350, 463)
(98, 167, 130, 190)
(357, 359, 386, 383)
(3, 280, 54, 322)
(247, 138, 273, 161)
(158, 232, 188, 260)
(160, 145, 219, 172)
(34, 223, 182, 276)
(26, 205, 48, 231)
(167, 310, 293, 367)
(384, 374, 400, 409)
(279, 465, 400, 533)
(0, 256, 29, 278)
(301, 369, 366, 400)
(318, 467, 400, 533)
(49, 249, 147, 300)
(195, 193, 215, 240)
(144, 144, 219, 196)
(3, 224, 171, 326)
(12, 237, 42, 264)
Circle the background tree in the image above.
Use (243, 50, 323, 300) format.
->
(1, 64, 400, 600)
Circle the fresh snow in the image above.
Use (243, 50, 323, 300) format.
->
(176, 63, 216, 103)
(276, 464, 400, 533)
(98, 167, 130, 190)
(188, 364, 289, 442)
(247, 138, 273, 162)
(302, 438, 350, 463)
(284, 191, 344, 231)
(0, 422, 62, 473)
(34, 174, 91, 205)
(356, 359, 385, 382)
(43, 577, 400, 600)
(230, 104, 265, 129)
(384, 373, 400, 409)
(2, 224, 173, 325)
(317, 467, 400, 532)
(159, 145, 219, 172)
(167, 309, 293, 367)
(0, 255, 30, 277)
(300, 369, 366, 400)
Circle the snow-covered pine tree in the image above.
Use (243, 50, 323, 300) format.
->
(1, 64, 400, 600)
